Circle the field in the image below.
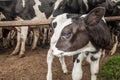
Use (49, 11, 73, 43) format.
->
(0, 47, 115, 80)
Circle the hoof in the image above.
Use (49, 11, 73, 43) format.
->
(109, 51, 115, 55)
(10, 52, 18, 56)
(31, 45, 36, 50)
(64, 72, 69, 75)
(101, 54, 105, 58)
(19, 54, 25, 58)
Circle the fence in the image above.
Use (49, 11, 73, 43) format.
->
(0, 16, 120, 27)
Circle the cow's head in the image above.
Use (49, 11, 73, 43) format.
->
(51, 7, 106, 56)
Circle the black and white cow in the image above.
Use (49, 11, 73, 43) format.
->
(47, 7, 111, 80)
(0, 0, 63, 57)
(53, 0, 106, 16)
(99, 0, 120, 55)
(108, 1, 120, 55)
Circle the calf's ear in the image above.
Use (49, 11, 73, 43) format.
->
(84, 7, 105, 26)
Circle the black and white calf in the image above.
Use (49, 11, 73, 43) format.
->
(47, 7, 111, 80)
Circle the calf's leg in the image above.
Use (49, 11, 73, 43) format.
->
(72, 53, 84, 80)
(47, 49, 54, 80)
(86, 50, 102, 80)
(59, 56, 68, 74)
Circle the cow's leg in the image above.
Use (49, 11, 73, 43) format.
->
(42, 27, 47, 47)
(11, 31, 21, 55)
(19, 27, 28, 58)
(0, 28, 2, 39)
(72, 53, 84, 80)
(48, 27, 52, 45)
(10, 30, 17, 46)
(29, 31, 33, 45)
(3, 37, 9, 48)
(59, 56, 68, 74)
(102, 49, 105, 58)
(87, 50, 102, 80)
(32, 27, 39, 49)
(47, 49, 54, 80)
(110, 36, 118, 55)
(5, 31, 11, 48)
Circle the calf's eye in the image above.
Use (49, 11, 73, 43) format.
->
(62, 32, 72, 39)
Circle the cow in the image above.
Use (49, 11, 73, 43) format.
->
(108, 1, 120, 55)
(38, 25, 52, 48)
(47, 7, 111, 80)
(52, 0, 106, 16)
(0, 0, 63, 57)
(0, 12, 17, 48)
(99, 0, 120, 55)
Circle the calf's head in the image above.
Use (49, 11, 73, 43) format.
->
(51, 7, 106, 56)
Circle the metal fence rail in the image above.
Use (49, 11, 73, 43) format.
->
(0, 16, 119, 27)
(0, 19, 53, 27)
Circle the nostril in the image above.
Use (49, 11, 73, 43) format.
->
(51, 49, 54, 52)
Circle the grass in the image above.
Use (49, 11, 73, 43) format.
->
(99, 54, 120, 80)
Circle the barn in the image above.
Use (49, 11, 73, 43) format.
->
(0, 0, 120, 80)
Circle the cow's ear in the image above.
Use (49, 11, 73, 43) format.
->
(84, 7, 105, 26)
(15, 0, 24, 13)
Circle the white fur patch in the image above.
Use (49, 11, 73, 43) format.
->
(117, 5, 120, 9)
(101, 17, 106, 23)
(52, 41, 96, 57)
(32, 0, 47, 20)
(54, 0, 63, 10)
(83, 0, 89, 10)
(0, 12, 6, 20)
(22, 0, 25, 7)
(52, 13, 68, 29)
(51, 18, 72, 48)
(49, 0, 63, 18)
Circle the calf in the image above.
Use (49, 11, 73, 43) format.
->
(47, 7, 111, 80)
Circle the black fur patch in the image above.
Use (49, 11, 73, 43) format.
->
(90, 49, 99, 54)
(73, 53, 80, 63)
(16, 0, 36, 20)
(85, 51, 89, 56)
(52, 22, 57, 29)
(76, 59, 80, 63)
(66, 14, 80, 19)
(90, 56, 98, 61)
(39, 0, 54, 19)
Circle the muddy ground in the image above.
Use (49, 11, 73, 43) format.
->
(0, 46, 117, 80)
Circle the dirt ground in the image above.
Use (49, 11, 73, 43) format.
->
(0, 46, 116, 80)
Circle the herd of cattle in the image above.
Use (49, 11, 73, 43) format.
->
(0, 0, 120, 80)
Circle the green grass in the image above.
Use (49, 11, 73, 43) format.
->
(99, 54, 120, 80)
